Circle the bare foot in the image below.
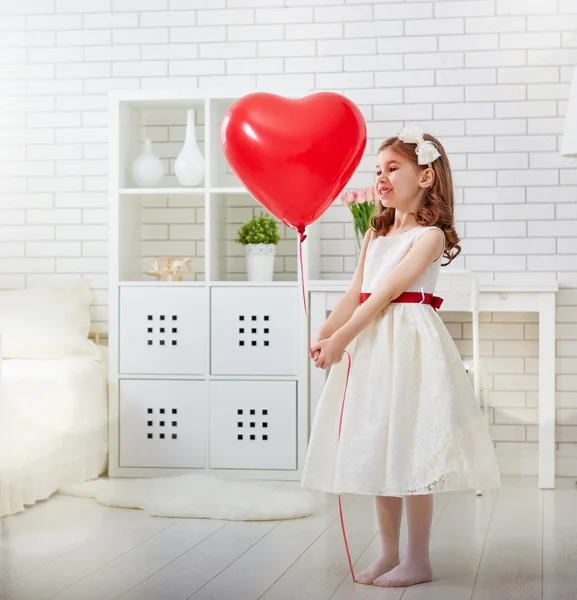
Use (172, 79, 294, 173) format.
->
(354, 555, 400, 585)
(373, 558, 433, 587)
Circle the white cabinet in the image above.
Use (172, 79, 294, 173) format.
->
(119, 379, 206, 469)
(209, 380, 297, 470)
(210, 286, 298, 376)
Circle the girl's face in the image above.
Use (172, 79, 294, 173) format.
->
(375, 147, 432, 211)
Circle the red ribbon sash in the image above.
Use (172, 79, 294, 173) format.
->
(360, 290, 444, 310)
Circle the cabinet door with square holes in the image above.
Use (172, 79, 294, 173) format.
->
(210, 286, 298, 376)
(119, 286, 206, 375)
(119, 379, 206, 468)
(209, 380, 297, 470)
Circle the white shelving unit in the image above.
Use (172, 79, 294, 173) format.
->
(108, 90, 321, 480)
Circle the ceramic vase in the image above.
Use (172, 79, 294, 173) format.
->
(175, 109, 205, 187)
(131, 139, 164, 188)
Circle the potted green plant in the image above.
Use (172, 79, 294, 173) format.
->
(236, 212, 280, 281)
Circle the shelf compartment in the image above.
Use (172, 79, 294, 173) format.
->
(209, 380, 297, 470)
(119, 379, 206, 469)
(117, 192, 205, 283)
(119, 285, 207, 376)
(116, 99, 207, 190)
(208, 97, 241, 189)
(210, 285, 298, 377)
(208, 191, 298, 283)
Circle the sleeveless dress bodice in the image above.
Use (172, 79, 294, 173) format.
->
(361, 226, 443, 296)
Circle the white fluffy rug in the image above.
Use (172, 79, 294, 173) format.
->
(58, 473, 320, 521)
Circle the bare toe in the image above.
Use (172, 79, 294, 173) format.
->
(373, 560, 433, 588)
(354, 555, 400, 585)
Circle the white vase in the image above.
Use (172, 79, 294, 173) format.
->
(131, 139, 164, 188)
(175, 108, 205, 187)
(245, 244, 275, 282)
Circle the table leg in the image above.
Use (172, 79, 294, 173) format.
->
(539, 292, 556, 489)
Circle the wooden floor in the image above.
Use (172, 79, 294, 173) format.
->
(0, 476, 575, 600)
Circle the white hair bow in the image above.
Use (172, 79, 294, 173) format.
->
(398, 125, 441, 167)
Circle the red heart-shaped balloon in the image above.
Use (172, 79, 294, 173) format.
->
(221, 92, 366, 235)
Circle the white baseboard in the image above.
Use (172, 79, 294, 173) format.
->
(495, 445, 577, 478)
(556, 446, 577, 477)
(495, 446, 538, 476)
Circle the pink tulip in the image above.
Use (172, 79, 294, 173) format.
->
(342, 187, 377, 206)
(341, 190, 353, 206)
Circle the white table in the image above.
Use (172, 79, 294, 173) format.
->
(307, 279, 558, 489)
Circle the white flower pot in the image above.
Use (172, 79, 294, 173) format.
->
(131, 139, 164, 188)
(245, 244, 276, 282)
(175, 108, 205, 187)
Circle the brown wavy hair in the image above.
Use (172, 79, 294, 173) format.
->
(371, 133, 461, 265)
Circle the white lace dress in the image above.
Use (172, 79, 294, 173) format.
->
(301, 226, 502, 496)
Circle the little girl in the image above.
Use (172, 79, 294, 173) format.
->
(301, 126, 501, 588)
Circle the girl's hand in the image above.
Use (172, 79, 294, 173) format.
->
(310, 335, 346, 370)
(309, 328, 330, 362)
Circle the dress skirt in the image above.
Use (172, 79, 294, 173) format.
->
(301, 303, 502, 496)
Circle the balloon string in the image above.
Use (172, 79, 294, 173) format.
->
(298, 229, 356, 583)
(298, 233, 311, 354)
(338, 350, 355, 582)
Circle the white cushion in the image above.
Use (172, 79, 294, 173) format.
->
(0, 280, 100, 359)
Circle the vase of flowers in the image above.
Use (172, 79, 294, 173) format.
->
(236, 213, 280, 282)
(341, 187, 377, 254)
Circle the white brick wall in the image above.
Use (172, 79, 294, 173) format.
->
(1, 0, 576, 475)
